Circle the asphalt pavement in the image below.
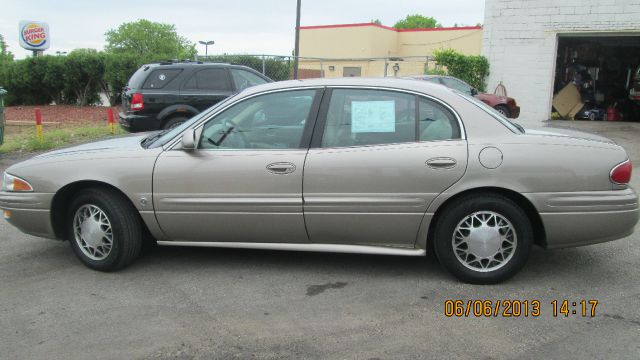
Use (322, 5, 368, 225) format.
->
(1, 120, 639, 360)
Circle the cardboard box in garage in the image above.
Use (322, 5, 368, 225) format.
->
(553, 83, 583, 119)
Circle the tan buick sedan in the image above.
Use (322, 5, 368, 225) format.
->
(1, 78, 638, 283)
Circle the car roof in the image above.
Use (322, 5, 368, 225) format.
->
(240, 77, 457, 99)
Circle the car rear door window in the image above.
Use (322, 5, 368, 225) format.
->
(231, 69, 268, 91)
(320, 89, 415, 147)
(184, 68, 231, 91)
(142, 69, 182, 89)
(199, 90, 317, 150)
(418, 97, 461, 141)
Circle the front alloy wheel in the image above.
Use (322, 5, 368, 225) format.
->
(67, 188, 143, 271)
(73, 204, 114, 261)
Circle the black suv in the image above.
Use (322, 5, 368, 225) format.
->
(119, 61, 272, 132)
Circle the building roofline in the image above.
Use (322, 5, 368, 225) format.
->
(299, 23, 481, 32)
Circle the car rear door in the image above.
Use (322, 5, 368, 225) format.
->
(180, 67, 234, 111)
(153, 88, 323, 243)
(303, 88, 468, 247)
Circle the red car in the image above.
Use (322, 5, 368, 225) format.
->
(409, 75, 520, 119)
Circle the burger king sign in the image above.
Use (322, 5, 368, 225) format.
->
(19, 20, 50, 51)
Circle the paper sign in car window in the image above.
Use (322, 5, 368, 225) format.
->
(351, 101, 396, 133)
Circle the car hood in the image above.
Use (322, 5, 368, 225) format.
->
(34, 133, 149, 159)
(523, 127, 616, 144)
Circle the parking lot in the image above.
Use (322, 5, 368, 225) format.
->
(1, 120, 639, 360)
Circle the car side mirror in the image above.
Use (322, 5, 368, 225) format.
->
(181, 129, 197, 150)
(470, 88, 479, 96)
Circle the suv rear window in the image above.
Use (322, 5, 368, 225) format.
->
(127, 66, 151, 89)
(142, 69, 182, 89)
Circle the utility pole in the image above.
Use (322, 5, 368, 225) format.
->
(293, 0, 301, 79)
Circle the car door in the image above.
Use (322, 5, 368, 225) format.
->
(153, 88, 323, 243)
(180, 67, 234, 111)
(303, 88, 467, 247)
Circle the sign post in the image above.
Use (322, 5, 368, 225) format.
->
(35, 108, 43, 144)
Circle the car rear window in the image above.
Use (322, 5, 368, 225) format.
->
(455, 90, 523, 134)
(231, 69, 268, 91)
(142, 69, 182, 89)
(126, 66, 151, 89)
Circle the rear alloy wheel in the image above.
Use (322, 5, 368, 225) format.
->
(494, 105, 511, 118)
(163, 116, 188, 130)
(434, 194, 532, 284)
(68, 188, 142, 271)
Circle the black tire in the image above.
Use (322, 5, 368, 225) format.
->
(494, 105, 511, 118)
(67, 188, 143, 271)
(162, 116, 188, 130)
(433, 194, 532, 284)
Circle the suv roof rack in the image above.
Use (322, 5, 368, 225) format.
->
(155, 60, 231, 66)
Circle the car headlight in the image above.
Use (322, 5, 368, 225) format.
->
(1, 172, 34, 192)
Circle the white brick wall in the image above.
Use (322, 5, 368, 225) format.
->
(482, 0, 640, 122)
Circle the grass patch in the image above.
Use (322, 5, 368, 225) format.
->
(0, 124, 127, 154)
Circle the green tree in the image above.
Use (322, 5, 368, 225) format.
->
(432, 48, 490, 91)
(0, 34, 14, 63)
(105, 19, 196, 61)
(101, 52, 140, 105)
(64, 49, 104, 106)
(393, 14, 442, 29)
(371, 19, 382, 25)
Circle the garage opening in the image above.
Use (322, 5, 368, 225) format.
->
(552, 34, 640, 122)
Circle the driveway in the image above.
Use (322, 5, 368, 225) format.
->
(1, 121, 639, 360)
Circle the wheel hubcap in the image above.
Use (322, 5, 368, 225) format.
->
(452, 211, 516, 272)
(73, 204, 113, 261)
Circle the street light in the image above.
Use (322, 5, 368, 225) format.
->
(198, 40, 215, 58)
(55, 51, 67, 56)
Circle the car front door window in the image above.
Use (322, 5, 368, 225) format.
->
(199, 90, 317, 150)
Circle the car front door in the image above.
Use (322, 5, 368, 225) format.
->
(153, 88, 322, 243)
(180, 68, 234, 111)
(303, 88, 468, 247)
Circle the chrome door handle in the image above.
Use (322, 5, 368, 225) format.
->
(266, 162, 296, 174)
(426, 157, 457, 169)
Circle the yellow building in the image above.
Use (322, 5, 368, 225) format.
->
(298, 23, 483, 78)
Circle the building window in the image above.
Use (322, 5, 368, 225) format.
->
(343, 67, 362, 77)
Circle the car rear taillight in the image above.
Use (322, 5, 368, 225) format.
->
(610, 160, 632, 185)
(130, 93, 144, 111)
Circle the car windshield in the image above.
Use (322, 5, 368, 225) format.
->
(145, 94, 242, 148)
(453, 90, 523, 134)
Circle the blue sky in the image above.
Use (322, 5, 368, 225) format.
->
(2, 0, 485, 59)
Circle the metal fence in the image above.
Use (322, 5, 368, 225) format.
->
(196, 54, 439, 81)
